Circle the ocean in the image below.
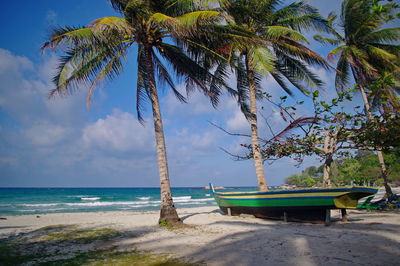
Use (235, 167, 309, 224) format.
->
(0, 187, 220, 215)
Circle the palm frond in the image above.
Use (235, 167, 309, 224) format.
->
(274, 39, 331, 70)
(91, 16, 132, 35)
(159, 43, 229, 107)
(124, 0, 152, 22)
(136, 44, 150, 123)
(327, 45, 345, 63)
(335, 53, 351, 90)
(366, 45, 397, 62)
(152, 50, 187, 103)
(263, 26, 309, 43)
(108, 0, 128, 13)
(313, 35, 341, 46)
(42, 26, 97, 51)
(269, 72, 294, 96)
(274, 1, 332, 34)
(363, 27, 400, 43)
(234, 56, 251, 119)
(48, 36, 128, 105)
(86, 45, 127, 106)
(175, 10, 224, 26)
(249, 47, 276, 75)
(276, 56, 324, 90)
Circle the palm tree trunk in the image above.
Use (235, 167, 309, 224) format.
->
(360, 87, 393, 197)
(245, 54, 267, 191)
(145, 46, 181, 224)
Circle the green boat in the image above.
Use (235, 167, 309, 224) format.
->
(210, 184, 378, 222)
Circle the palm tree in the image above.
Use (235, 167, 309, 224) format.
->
(314, 0, 400, 196)
(217, 0, 331, 190)
(42, 0, 229, 224)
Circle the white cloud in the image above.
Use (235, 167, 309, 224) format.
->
(82, 109, 154, 153)
(226, 108, 248, 131)
(167, 127, 220, 157)
(0, 49, 33, 73)
(190, 131, 216, 148)
(0, 48, 325, 187)
(0, 48, 85, 124)
(25, 121, 71, 146)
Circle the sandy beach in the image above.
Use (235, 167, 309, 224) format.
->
(1, 206, 400, 265)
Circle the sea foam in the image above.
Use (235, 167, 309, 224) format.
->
(137, 197, 151, 200)
(81, 197, 100, 201)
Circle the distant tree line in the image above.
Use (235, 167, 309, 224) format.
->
(285, 149, 400, 187)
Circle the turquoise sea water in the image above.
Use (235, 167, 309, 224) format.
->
(0, 187, 221, 215)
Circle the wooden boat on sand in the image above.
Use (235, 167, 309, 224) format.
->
(210, 184, 378, 223)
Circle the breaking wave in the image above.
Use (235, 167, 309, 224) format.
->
(137, 197, 151, 200)
(81, 197, 100, 201)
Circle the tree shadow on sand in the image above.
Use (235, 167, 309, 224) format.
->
(124, 209, 400, 266)
(179, 210, 400, 266)
(0, 224, 196, 266)
(1, 209, 399, 266)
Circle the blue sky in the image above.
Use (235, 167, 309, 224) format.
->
(0, 0, 365, 188)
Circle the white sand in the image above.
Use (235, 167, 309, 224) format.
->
(1, 207, 399, 266)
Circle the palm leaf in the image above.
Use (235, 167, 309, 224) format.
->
(335, 52, 351, 91)
(42, 26, 97, 51)
(108, 0, 128, 13)
(159, 43, 229, 107)
(136, 44, 150, 123)
(263, 26, 309, 43)
(269, 71, 294, 96)
(363, 27, 400, 43)
(152, 50, 187, 103)
(249, 47, 276, 75)
(313, 35, 341, 46)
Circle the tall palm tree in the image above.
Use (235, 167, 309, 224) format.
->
(314, 0, 400, 196)
(217, 0, 331, 190)
(42, 0, 229, 224)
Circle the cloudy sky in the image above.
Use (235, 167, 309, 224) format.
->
(0, 0, 364, 188)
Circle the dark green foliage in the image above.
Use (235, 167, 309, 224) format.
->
(285, 166, 322, 187)
(314, 0, 400, 108)
(330, 149, 400, 185)
(221, 0, 331, 103)
(287, 150, 400, 186)
(42, 1, 232, 121)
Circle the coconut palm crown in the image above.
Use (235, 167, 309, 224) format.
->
(210, 0, 332, 190)
(314, 0, 400, 196)
(42, 0, 231, 224)
(314, 0, 400, 107)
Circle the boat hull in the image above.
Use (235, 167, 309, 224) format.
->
(211, 186, 378, 222)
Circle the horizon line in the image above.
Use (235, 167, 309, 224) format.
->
(0, 186, 263, 189)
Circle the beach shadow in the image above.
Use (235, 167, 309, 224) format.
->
(210, 209, 224, 214)
(0, 226, 28, 230)
(180, 209, 222, 221)
(0, 223, 169, 265)
(2, 210, 399, 266)
(181, 219, 400, 266)
(180, 212, 208, 221)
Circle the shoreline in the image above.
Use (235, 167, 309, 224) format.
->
(1, 206, 400, 265)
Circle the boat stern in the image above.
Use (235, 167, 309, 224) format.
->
(333, 186, 378, 209)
